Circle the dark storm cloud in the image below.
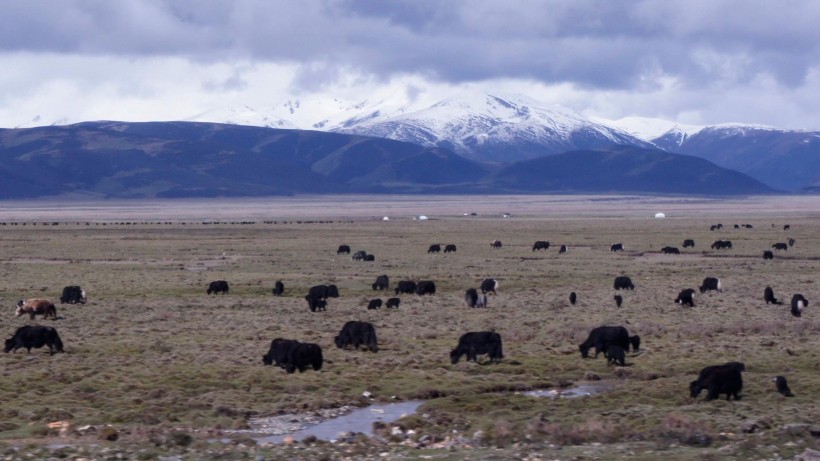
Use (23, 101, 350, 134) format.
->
(3, 0, 820, 90)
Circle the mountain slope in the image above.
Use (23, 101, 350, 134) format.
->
(483, 146, 775, 195)
(0, 121, 488, 198)
(666, 126, 820, 192)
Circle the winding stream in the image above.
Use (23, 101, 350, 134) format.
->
(232, 383, 612, 444)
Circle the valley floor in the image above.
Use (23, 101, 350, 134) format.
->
(0, 195, 817, 460)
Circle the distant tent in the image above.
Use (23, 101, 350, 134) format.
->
(417, 215, 429, 220)
(655, 212, 666, 219)
(383, 216, 390, 221)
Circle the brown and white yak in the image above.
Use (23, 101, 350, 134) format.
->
(16, 299, 57, 320)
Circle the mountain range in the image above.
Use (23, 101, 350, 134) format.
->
(183, 93, 820, 192)
(2, 92, 815, 198)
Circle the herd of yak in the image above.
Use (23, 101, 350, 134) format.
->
(4, 221, 810, 404)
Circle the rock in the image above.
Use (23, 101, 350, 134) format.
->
(782, 423, 812, 436)
(98, 426, 119, 441)
(584, 371, 601, 381)
(282, 436, 295, 445)
(796, 448, 820, 461)
(76, 425, 97, 435)
(613, 367, 632, 378)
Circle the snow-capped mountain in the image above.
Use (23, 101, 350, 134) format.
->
(10, 92, 817, 191)
(596, 116, 704, 151)
(186, 98, 399, 131)
(331, 92, 655, 163)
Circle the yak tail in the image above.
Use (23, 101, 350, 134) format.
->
(494, 280, 500, 291)
(717, 279, 722, 291)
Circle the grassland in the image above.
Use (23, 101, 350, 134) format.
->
(0, 195, 818, 460)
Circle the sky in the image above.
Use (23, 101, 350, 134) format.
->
(2, 0, 820, 130)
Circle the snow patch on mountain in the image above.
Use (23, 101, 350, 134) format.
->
(328, 91, 652, 160)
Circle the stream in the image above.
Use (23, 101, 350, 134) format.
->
(228, 382, 612, 444)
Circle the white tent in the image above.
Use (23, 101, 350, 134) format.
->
(655, 212, 666, 219)
(417, 215, 429, 220)
(382, 216, 390, 221)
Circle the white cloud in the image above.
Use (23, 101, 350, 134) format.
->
(2, 1, 820, 130)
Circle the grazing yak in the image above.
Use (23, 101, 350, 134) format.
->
(262, 338, 300, 367)
(610, 243, 624, 252)
(682, 239, 695, 248)
(284, 342, 323, 374)
(364, 254, 375, 261)
(337, 245, 351, 255)
(444, 244, 457, 253)
(772, 242, 788, 251)
(385, 297, 401, 309)
(791, 294, 808, 317)
(207, 280, 229, 295)
(372, 275, 390, 291)
(690, 362, 745, 401)
(569, 292, 577, 305)
(490, 240, 502, 249)
(367, 299, 383, 310)
(675, 288, 696, 307)
(305, 295, 327, 312)
(427, 244, 441, 253)
(308, 284, 340, 300)
(699, 277, 722, 293)
(15, 299, 57, 320)
(450, 331, 503, 364)
(613, 276, 635, 290)
(4, 325, 64, 355)
(606, 345, 626, 366)
(262, 338, 323, 374)
(559, 245, 568, 254)
(784, 224, 791, 230)
(579, 326, 639, 359)
(465, 288, 479, 307)
(480, 278, 499, 295)
(465, 288, 488, 308)
(711, 240, 733, 250)
(60, 286, 86, 304)
(764, 286, 782, 305)
(763, 250, 774, 260)
(661, 246, 680, 255)
(788, 238, 796, 247)
(352, 250, 368, 261)
(415, 281, 436, 295)
(614, 294, 623, 307)
(395, 281, 417, 295)
(774, 376, 794, 397)
(532, 241, 550, 251)
(272, 281, 285, 296)
(474, 294, 488, 308)
(335, 321, 378, 352)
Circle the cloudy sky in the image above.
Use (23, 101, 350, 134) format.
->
(2, 0, 820, 130)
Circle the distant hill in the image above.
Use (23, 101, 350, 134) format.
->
(662, 126, 820, 192)
(0, 122, 774, 199)
(0, 121, 488, 198)
(482, 146, 775, 195)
